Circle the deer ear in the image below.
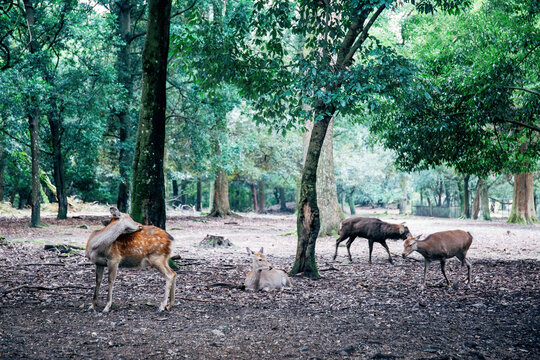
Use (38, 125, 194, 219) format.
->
(246, 247, 252, 255)
(415, 234, 422, 240)
(110, 207, 121, 218)
(399, 225, 405, 234)
(259, 247, 264, 254)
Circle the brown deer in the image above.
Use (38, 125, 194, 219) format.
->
(333, 217, 412, 264)
(85, 207, 177, 312)
(245, 247, 292, 291)
(402, 230, 473, 288)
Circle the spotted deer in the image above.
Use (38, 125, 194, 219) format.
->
(85, 207, 177, 312)
(245, 247, 292, 291)
(402, 230, 473, 288)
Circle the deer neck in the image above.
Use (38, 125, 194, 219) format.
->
(88, 222, 127, 253)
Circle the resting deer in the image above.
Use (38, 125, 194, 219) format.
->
(402, 230, 473, 288)
(245, 247, 292, 291)
(85, 207, 177, 312)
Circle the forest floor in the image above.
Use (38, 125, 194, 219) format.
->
(0, 206, 539, 359)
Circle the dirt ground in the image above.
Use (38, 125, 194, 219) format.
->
(0, 208, 539, 359)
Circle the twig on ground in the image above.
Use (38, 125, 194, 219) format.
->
(2, 284, 87, 296)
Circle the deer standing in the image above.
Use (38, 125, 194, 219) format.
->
(245, 247, 292, 291)
(85, 207, 177, 312)
(402, 230, 473, 288)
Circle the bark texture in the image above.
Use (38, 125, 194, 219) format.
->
(257, 180, 265, 213)
(209, 169, 234, 217)
(115, 0, 135, 213)
(130, 0, 171, 229)
(48, 108, 67, 219)
(508, 173, 538, 224)
(461, 175, 470, 218)
(303, 119, 344, 236)
(291, 110, 333, 278)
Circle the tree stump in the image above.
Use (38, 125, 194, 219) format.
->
(198, 234, 233, 248)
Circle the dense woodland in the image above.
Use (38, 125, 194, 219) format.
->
(0, 0, 538, 277)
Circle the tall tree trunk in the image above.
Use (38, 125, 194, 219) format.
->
(0, 139, 5, 201)
(48, 111, 67, 219)
(251, 183, 258, 211)
(479, 179, 490, 220)
(348, 189, 356, 215)
(472, 179, 481, 220)
(461, 175, 470, 218)
(196, 178, 202, 211)
(303, 119, 344, 236)
(209, 142, 234, 217)
(23, 0, 41, 227)
(210, 169, 233, 217)
(508, 173, 538, 224)
(257, 180, 265, 213)
(180, 180, 188, 205)
(172, 179, 179, 208)
(278, 187, 287, 212)
(115, 0, 135, 213)
(399, 174, 408, 214)
(130, 0, 171, 229)
(291, 110, 333, 278)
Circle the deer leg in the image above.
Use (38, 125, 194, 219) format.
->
(333, 235, 347, 260)
(346, 236, 357, 262)
(368, 239, 374, 264)
(152, 258, 177, 311)
(440, 259, 450, 286)
(422, 260, 430, 289)
(380, 240, 393, 265)
(91, 265, 105, 310)
(103, 262, 118, 313)
(465, 258, 472, 286)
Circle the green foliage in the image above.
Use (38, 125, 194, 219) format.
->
(371, 0, 540, 176)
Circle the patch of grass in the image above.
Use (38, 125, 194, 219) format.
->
(280, 230, 297, 236)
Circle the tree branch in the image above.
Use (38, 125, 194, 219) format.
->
(503, 86, 540, 97)
(503, 119, 540, 133)
(171, 0, 197, 19)
(0, 128, 54, 155)
(127, 32, 146, 44)
(342, 4, 386, 66)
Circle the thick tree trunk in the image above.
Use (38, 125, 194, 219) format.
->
(472, 180, 480, 220)
(508, 173, 538, 224)
(291, 110, 333, 278)
(180, 180, 188, 205)
(303, 119, 343, 236)
(257, 180, 265, 213)
(130, 0, 171, 229)
(479, 180, 491, 220)
(251, 183, 258, 211)
(209, 169, 233, 217)
(196, 179, 202, 211)
(48, 112, 67, 219)
(115, 0, 135, 213)
(278, 187, 287, 212)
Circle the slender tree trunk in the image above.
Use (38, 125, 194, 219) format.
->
(278, 187, 287, 212)
(251, 183, 258, 211)
(257, 180, 265, 213)
(172, 179, 179, 208)
(0, 140, 5, 201)
(23, 0, 42, 227)
(472, 179, 480, 220)
(291, 110, 333, 278)
(48, 111, 67, 219)
(508, 173, 538, 224)
(399, 174, 408, 214)
(115, 0, 135, 213)
(180, 180, 188, 205)
(303, 119, 344, 236)
(196, 179, 202, 211)
(9, 180, 18, 205)
(461, 175, 470, 218)
(348, 190, 356, 215)
(130, 0, 171, 229)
